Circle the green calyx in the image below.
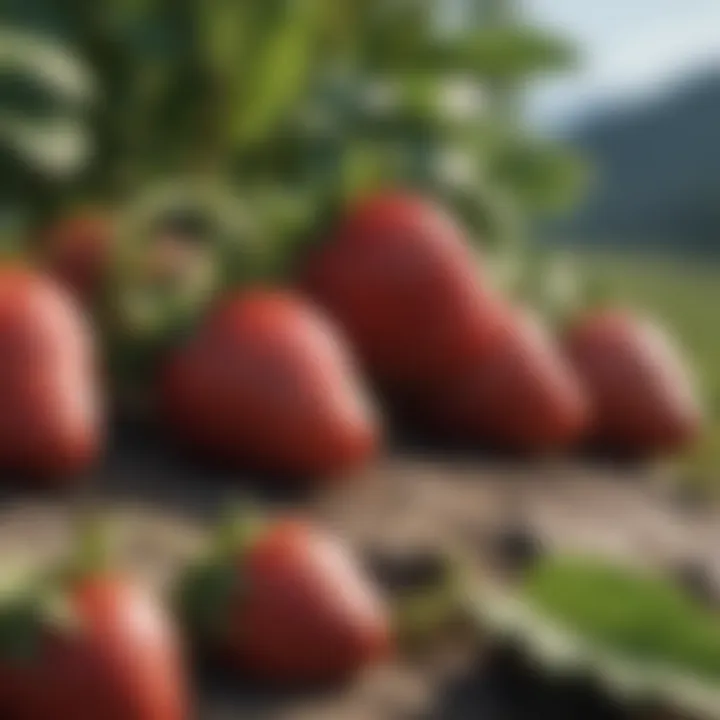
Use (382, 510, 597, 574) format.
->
(0, 562, 81, 665)
(0, 590, 46, 664)
(175, 503, 267, 645)
(52, 510, 115, 586)
(213, 503, 267, 560)
(0, 513, 115, 664)
(175, 558, 238, 647)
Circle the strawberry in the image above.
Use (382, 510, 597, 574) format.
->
(177, 512, 392, 686)
(0, 267, 103, 481)
(425, 306, 589, 453)
(564, 309, 702, 455)
(159, 289, 380, 479)
(0, 519, 188, 720)
(302, 192, 499, 395)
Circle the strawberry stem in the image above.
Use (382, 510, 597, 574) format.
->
(214, 500, 265, 560)
(69, 507, 113, 579)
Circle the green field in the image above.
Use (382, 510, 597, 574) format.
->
(571, 251, 720, 483)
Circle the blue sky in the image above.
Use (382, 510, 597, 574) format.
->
(525, 0, 720, 126)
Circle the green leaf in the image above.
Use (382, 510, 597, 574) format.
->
(472, 559, 720, 719)
(198, 0, 252, 80)
(523, 558, 720, 683)
(0, 115, 92, 177)
(0, 28, 96, 104)
(0, 565, 75, 665)
(338, 141, 397, 202)
(176, 559, 238, 643)
(177, 504, 269, 644)
(491, 139, 590, 211)
(67, 511, 115, 579)
(231, 0, 326, 148)
(0, 28, 95, 179)
(371, 24, 576, 79)
(360, 0, 435, 74)
(214, 502, 267, 559)
(0, 598, 44, 663)
(433, 172, 524, 248)
(439, 26, 577, 80)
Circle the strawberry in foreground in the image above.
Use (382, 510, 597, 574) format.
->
(564, 309, 702, 456)
(302, 192, 500, 395)
(176, 511, 393, 686)
(39, 208, 115, 307)
(0, 267, 103, 481)
(159, 289, 380, 479)
(0, 519, 189, 720)
(424, 307, 589, 453)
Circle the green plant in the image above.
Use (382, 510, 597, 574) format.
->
(524, 557, 720, 682)
(0, 0, 586, 261)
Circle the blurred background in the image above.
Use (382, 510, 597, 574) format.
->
(1, 0, 719, 476)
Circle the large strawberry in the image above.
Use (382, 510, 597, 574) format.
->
(177, 512, 392, 686)
(159, 289, 380, 479)
(425, 307, 589, 453)
(0, 267, 103, 481)
(564, 309, 702, 455)
(0, 521, 189, 720)
(302, 192, 500, 395)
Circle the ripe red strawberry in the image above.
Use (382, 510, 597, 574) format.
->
(0, 523, 189, 720)
(0, 267, 103, 481)
(177, 514, 392, 686)
(426, 307, 589, 453)
(564, 309, 702, 455)
(159, 289, 380, 479)
(302, 192, 500, 394)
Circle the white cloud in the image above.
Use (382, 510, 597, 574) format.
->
(526, 0, 720, 127)
(589, 11, 720, 95)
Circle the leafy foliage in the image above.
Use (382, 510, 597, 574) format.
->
(0, 597, 44, 663)
(442, 26, 577, 80)
(0, 0, 585, 250)
(524, 557, 720, 682)
(0, 24, 96, 220)
(491, 138, 590, 212)
(175, 558, 237, 643)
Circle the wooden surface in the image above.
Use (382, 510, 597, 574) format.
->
(0, 424, 715, 719)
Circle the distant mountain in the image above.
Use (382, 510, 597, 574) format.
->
(554, 69, 720, 254)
